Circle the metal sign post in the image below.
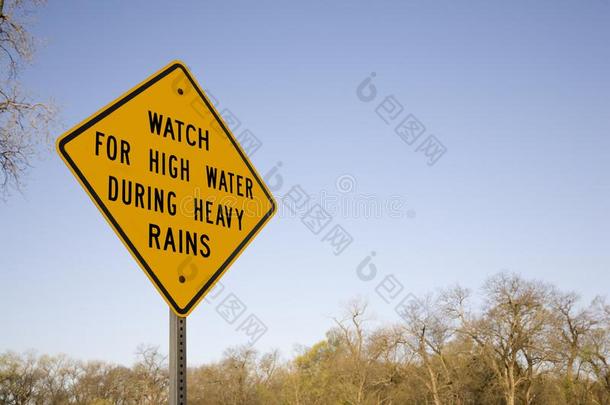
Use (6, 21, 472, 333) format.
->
(169, 309, 187, 405)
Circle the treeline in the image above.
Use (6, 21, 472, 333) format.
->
(1, 273, 609, 405)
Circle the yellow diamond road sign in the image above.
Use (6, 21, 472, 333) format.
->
(57, 61, 276, 316)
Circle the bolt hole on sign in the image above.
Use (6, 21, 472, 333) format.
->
(56, 61, 276, 316)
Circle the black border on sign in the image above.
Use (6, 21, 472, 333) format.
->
(58, 63, 276, 315)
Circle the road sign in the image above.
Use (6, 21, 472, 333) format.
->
(57, 61, 276, 316)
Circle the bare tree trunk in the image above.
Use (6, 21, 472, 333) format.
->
(420, 343, 442, 405)
(504, 365, 516, 405)
(565, 364, 575, 404)
(425, 364, 442, 405)
(354, 370, 365, 405)
(525, 382, 534, 405)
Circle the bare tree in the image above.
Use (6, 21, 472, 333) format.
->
(447, 273, 553, 405)
(0, 0, 57, 198)
(583, 297, 610, 403)
(399, 293, 459, 405)
(0, 351, 43, 404)
(132, 345, 168, 404)
(332, 299, 375, 405)
(548, 290, 600, 403)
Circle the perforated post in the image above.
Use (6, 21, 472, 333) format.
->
(169, 309, 187, 405)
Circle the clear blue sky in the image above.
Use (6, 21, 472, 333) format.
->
(1, 0, 609, 365)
